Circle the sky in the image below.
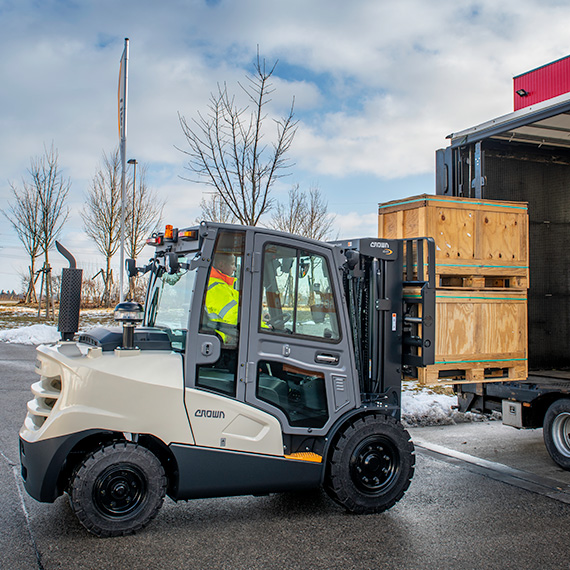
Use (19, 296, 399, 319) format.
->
(1, 0, 570, 292)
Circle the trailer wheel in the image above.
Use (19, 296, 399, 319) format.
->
(325, 414, 415, 514)
(544, 399, 570, 470)
(69, 442, 167, 537)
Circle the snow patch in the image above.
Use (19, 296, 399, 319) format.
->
(401, 386, 459, 426)
(401, 381, 494, 426)
(0, 324, 60, 345)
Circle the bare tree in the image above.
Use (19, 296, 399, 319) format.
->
(20, 144, 70, 318)
(271, 185, 335, 241)
(195, 192, 237, 224)
(3, 182, 42, 303)
(270, 184, 307, 235)
(125, 163, 164, 299)
(125, 164, 164, 259)
(303, 186, 335, 241)
(179, 51, 298, 226)
(81, 149, 122, 307)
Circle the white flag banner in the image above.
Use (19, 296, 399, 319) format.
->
(118, 39, 128, 142)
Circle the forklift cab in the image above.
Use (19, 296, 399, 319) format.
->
(145, 223, 358, 437)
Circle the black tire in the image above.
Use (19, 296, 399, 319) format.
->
(325, 414, 415, 514)
(543, 399, 570, 470)
(69, 442, 167, 537)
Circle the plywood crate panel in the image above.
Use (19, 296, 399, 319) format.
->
(378, 195, 529, 287)
(404, 287, 528, 385)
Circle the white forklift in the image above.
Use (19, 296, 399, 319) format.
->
(19, 223, 435, 536)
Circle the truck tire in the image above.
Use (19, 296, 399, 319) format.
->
(69, 442, 167, 537)
(325, 414, 415, 514)
(543, 399, 570, 470)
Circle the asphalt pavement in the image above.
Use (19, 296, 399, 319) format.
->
(2, 342, 569, 570)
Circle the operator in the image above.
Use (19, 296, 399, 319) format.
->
(205, 250, 271, 341)
(205, 252, 239, 336)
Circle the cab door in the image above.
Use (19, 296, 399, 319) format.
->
(244, 233, 358, 436)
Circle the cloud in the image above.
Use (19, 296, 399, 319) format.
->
(334, 212, 379, 240)
(2, 0, 570, 290)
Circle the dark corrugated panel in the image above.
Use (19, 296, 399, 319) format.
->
(514, 55, 570, 111)
(484, 147, 570, 369)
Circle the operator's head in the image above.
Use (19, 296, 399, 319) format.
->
(213, 252, 236, 277)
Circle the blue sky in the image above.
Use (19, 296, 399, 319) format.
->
(1, 0, 570, 291)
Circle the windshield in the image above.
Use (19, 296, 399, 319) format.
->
(145, 257, 197, 351)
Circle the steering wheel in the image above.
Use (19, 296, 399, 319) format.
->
(266, 313, 292, 332)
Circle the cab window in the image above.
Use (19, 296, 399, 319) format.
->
(256, 361, 328, 428)
(260, 244, 340, 341)
(196, 231, 245, 397)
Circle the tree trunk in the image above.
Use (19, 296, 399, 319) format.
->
(25, 265, 38, 304)
(102, 257, 113, 307)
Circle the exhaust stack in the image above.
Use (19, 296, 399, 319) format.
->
(56, 241, 82, 341)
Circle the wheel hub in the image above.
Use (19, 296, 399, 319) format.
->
(552, 412, 570, 458)
(93, 464, 146, 518)
(350, 437, 399, 494)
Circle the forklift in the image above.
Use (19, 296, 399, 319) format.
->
(19, 222, 435, 537)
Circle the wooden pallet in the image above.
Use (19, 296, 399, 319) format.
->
(416, 360, 528, 386)
(438, 274, 528, 290)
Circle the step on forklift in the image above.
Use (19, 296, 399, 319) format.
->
(19, 223, 435, 536)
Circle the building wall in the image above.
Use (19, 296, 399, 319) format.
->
(513, 55, 570, 111)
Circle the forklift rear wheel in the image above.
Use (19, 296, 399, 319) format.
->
(543, 399, 570, 470)
(69, 442, 167, 537)
(325, 414, 415, 514)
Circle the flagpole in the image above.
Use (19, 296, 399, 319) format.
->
(118, 38, 129, 303)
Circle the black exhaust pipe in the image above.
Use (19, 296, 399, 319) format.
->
(56, 241, 82, 341)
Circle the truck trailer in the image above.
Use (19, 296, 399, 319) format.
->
(436, 91, 570, 470)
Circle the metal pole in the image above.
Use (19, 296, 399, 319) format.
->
(128, 159, 137, 259)
(127, 158, 137, 301)
(119, 38, 129, 303)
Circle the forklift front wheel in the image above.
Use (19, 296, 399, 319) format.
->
(325, 414, 415, 514)
(69, 442, 167, 537)
(543, 399, 570, 470)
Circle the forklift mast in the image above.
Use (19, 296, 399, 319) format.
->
(333, 236, 436, 405)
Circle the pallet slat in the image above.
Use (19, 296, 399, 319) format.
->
(417, 361, 527, 386)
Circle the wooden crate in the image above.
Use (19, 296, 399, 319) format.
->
(404, 288, 528, 386)
(378, 194, 529, 288)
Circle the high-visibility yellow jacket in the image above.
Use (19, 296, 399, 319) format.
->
(205, 268, 270, 343)
(205, 268, 239, 327)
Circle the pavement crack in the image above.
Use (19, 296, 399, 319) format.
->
(0, 450, 45, 570)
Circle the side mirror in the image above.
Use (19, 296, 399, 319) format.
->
(126, 258, 138, 278)
(165, 252, 180, 274)
(281, 258, 294, 274)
